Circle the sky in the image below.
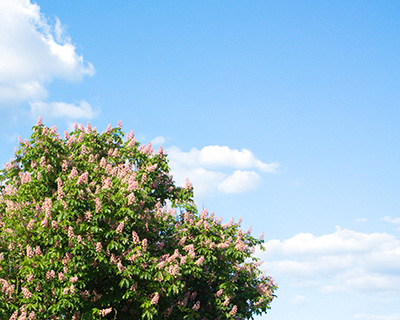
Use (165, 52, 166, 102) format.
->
(0, 0, 399, 319)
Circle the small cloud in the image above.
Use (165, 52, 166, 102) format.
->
(292, 295, 307, 305)
(382, 216, 400, 224)
(151, 136, 166, 146)
(218, 170, 261, 194)
(30, 100, 97, 120)
(355, 217, 368, 224)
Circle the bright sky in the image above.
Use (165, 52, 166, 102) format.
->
(1, 1, 399, 319)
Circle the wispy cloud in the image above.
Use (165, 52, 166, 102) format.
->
(0, 0, 94, 104)
(150, 136, 166, 146)
(258, 227, 400, 294)
(382, 216, 400, 224)
(167, 145, 279, 197)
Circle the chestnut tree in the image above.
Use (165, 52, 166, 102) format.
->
(0, 118, 276, 320)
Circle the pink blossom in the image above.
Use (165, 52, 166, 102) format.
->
(117, 120, 122, 128)
(127, 192, 136, 205)
(27, 219, 35, 230)
(102, 177, 112, 189)
(19, 172, 31, 184)
(9, 310, 18, 320)
(178, 236, 187, 246)
(167, 264, 179, 276)
(95, 242, 102, 252)
(146, 163, 157, 173)
(85, 210, 93, 222)
(229, 305, 237, 316)
(22, 287, 32, 299)
(70, 284, 75, 295)
(94, 198, 101, 213)
(69, 167, 78, 179)
(185, 178, 193, 190)
(117, 261, 125, 272)
(116, 221, 124, 234)
(78, 132, 84, 142)
(37, 116, 42, 126)
(34, 246, 41, 255)
(195, 256, 204, 266)
(132, 231, 140, 244)
(216, 289, 223, 298)
(50, 125, 57, 135)
(28, 312, 35, 320)
(99, 308, 112, 316)
(46, 270, 55, 280)
(58, 273, 66, 281)
(150, 292, 160, 305)
(68, 226, 74, 239)
(51, 220, 58, 229)
(222, 297, 230, 307)
(26, 245, 34, 259)
(142, 239, 148, 251)
(259, 231, 264, 240)
(41, 218, 48, 228)
(192, 300, 200, 311)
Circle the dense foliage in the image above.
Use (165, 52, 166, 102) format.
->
(0, 118, 276, 319)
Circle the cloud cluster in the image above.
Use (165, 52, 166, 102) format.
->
(0, 0, 94, 119)
(258, 227, 400, 294)
(167, 145, 279, 196)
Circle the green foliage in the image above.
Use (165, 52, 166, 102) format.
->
(0, 119, 277, 319)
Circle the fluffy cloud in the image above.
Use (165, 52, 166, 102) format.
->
(258, 227, 400, 294)
(167, 145, 279, 197)
(0, 0, 94, 104)
(30, 100, 96, 120)
(217, 170, 262, 193)
(198, 145, 279, 173)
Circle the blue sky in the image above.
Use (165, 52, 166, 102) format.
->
(1, 1, 400, 319)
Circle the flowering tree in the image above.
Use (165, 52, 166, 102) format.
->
(0, 118, 276, 320)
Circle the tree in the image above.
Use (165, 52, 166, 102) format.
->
(0, 118, 276, 320)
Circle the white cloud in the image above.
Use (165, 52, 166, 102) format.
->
(292, 295, 307, 305)
(218, 170, 261, 193)
(151, 136, 166, 146)
(258, 227, 400, 294)
(354, 217, 368, 224)
(30, 100, 96, 120)
(382, 216, 400, 224)
(198, 145, 279, 173)
(167, 145, 278, 197)
(0, 0, 94, 104)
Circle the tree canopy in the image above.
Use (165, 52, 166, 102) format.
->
(0, 118, 276, 320)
